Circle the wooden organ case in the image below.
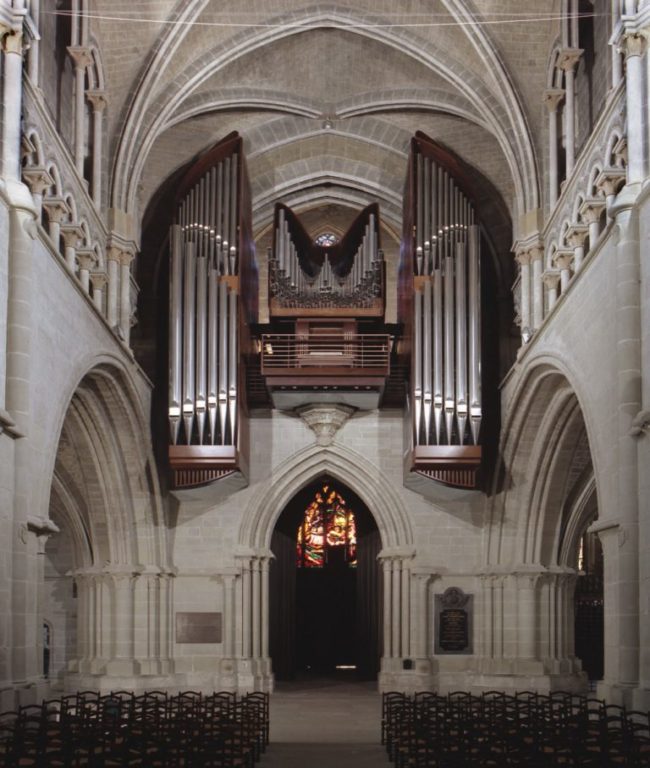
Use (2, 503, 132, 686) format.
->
(167, 132, 257, 489)
(400, 132, 483, 489)
(261, 203, 392, 410)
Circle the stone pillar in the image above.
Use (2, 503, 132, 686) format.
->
(620, 33, 648, 183)
(119, 250, 135, 345)
(515, 250, 532, 341)
(22, 167, 54, 220)
(566, 224, 589, 272)
(381, 558, 392, 659)
(543, 270, 561, 312)
(66, 46, 93, 177)
(41, 198, 69, 253)
(531, 246, 545, 329)
(1, 26, 24, 181)
(59, 224, 84, 275)
(85, 90, 107, 207)
(543, 89, 565, 208)
(611, 0, 624, 87)
(76, 249, 96, 294)
(90, 271, 107, 314)
(553, 250, 574, 293)
(579, 198, 606, 253)
(557, 48, 583, 177)
(105, 571, 137, 675)
(106, 248, 121, 329)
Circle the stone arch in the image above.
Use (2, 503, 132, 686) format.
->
(239, 443, 414, 553)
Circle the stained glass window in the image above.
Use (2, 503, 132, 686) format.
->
(296, 484, 357, 568)
(314, 232, 338, 247)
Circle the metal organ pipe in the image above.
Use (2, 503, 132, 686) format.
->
(169, 224, 183, 444)
(196, 254, 208, 444)
(208, 266, 218, 444)
(182, 242, 196, 444)
(218, 280, 228, 443)
(433, 266, 443, 444)
(228, 289, 238, 446)
(468, 223, 481, 444)
(413, 289, 422, 445)
(422, 279, 433, 444)
(229, 154, 238, 275)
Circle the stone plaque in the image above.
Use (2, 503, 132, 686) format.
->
(175, 612, 222, 644)
(434, 587, 473, 655)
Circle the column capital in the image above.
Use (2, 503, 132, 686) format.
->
(22, 166, 54, 195)
(619, 31, 647, 58)
(613, 136, 628, 167)
(90, 271, 108, 290)
(76, 248, 97, 271)
(66, 44, 93, 69)
(557, 47, 583, 71)
(2, 28, 23, 55)
(543, 88, 565, 112)
(579, 197, 606, 223)
(60, 223, 84, 248)
(119, 250, 136, 267)
(542, 270, 561, 290)
(86, 89, 108, 112)
(42, 197, 70, 223)
(594, 167, 627, 197)
(565, 223, 589, 247)
(515, 250, 531, 267)
(552, 249, 574, 271)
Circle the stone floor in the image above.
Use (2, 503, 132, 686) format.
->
(258, 674, 392, 767)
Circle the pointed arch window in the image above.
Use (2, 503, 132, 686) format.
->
(296, 484, 357, 568)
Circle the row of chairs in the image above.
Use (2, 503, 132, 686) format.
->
(382, 690, 650, 767)
(0, 689, 269, 767)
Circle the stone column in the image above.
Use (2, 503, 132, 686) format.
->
(515, 250, 532, 341)
(566, 224, 589, 272)
(66, 46, 93, 177)
(85, 90, 107, 206)
(620, 33, 648, 183)
(611, 0, 624, 87)
(543, 89, 565, 208)
(106, 247, 121, 328)
(22, 167, 54, 220)
(543, 270, 561, 312)
(59, 223, 84, 275)
(531, 246, 545, 329)
(391, 559, 401, 657)
(1, 26, 24, 181)
(41, 198, 69, 253)
(381, 558, 393, 659)
(579, 198, 606, 253)
(119, 250, 135, 345)
(595, 169, 627, 220)
(105, 571, 137, 675)
(90, 271, 108, 314)
(553, 250, 574, 293)
(557, 48, 583, 177)
(516, 571, 541, 662)
(76, 249, 96, 294)
(25, 0, 39, 85)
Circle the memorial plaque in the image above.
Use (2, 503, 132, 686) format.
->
(175, 612, 222, 643)
(434, 587, 473, 655)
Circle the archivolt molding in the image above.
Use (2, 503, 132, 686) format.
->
(111, 3, 538, 217)
(238, 443, 414, 552)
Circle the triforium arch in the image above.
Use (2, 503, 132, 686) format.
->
(233, 443, 422, 692)
(44, 361, 174, 691)
(481, 360, 600, 692)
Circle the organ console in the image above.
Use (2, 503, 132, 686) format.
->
(168, 132, 257, 489)
(400, 132, 483, 489)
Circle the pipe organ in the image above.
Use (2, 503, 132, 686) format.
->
(269, 203, 384, 317)
(401, 132, 482, 488)
(168, 132, 257, 488)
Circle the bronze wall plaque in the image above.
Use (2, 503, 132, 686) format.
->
(175, 612, 222, 643)
(434, 587, 473, 655)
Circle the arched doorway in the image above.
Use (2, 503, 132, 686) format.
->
(269, 478, 382, 681)
(574, 524, 604, 684)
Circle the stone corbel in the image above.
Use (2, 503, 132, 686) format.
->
(296, 403, 355, 445)
(21, 516, 60, 553)
(0, 407, 24, 438)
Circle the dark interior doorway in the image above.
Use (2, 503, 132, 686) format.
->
(574, 529, 604, 682)
(269, 478, 382, 681)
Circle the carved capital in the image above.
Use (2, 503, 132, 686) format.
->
(543, 88, 565, 112)
(76, 248, 97, 271)
(515, 250, 531, 267)
(42, 197, 70, 223)
(552, 249, 574, 271)
(620, 32, 647, 58)
(66, 45, 93, 69)
(557, 47, 583, 71)
(3, 29, 23, 55)
(594, 167, 626, 197)
(579, 197, 606, 223)
(296, 404, 355, 446)
(565, 224, 589, 248)
(60, 223, 84, 248)
(90, 271, 109, 290)
(86, 89, 108, 112)
(542, 270, 561, 290)
(22, 166, 54, 195)
(119, 250, 135, 267)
